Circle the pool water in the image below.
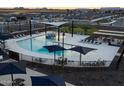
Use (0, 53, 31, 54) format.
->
(17, 35, 74, 57)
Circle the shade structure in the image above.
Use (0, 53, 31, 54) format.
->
(43, 45, 66, 63)
(0, 62, 26, 85)
(41, 22, 68, 27)
(0, 33, 13, 49)
(69, 46, 96, 65)
(41, 22, 68, 41)
(31, 75, 65, 86)
(69, 46, 96, 55)
(43, 45, 66, 53)
(0, 34, 13, 41)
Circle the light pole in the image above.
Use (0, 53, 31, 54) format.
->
(18, 20, 21, 31)
(62, 27, 65, 60)
(71, 20, 74, 37)
(29, 20, 34, 66)
(58, 26, 60, 41)
(7, 21, 9, 33)
(29, 20, 32, 37)
(44, 23, 47, 36)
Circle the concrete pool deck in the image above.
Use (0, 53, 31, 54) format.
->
(5, 32, 120, 67)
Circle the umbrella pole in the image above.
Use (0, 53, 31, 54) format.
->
(11, 74, 14, 86)
(71, 21, 74, 37)
(62, 32, 64, 60)
(54, 52, 56, 64)
(10, 64, 14, 86)
(58, 27, 60, 41)
(80, 53, 82, 65)
(45, 24, 47, 36)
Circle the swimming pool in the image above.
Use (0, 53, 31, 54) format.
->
(6, 32, 120, 67)
(17, 35, 75, 58)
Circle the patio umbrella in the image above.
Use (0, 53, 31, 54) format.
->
(43, 45, 66, 63)
(0, 61, 26, 86)
(0, 33, 13, 39)
(31, 75, 65, 86)
(0, 33, 13, 48)
(69, 46, 96, 65)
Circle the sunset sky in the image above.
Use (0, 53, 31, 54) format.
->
(0, 0, 123, 9)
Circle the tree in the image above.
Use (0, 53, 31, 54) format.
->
(81, 25, 91, 35)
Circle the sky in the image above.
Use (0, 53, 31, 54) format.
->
(0, 0, 124, 9)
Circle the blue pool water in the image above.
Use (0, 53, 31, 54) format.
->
(17, 35, 71, 56)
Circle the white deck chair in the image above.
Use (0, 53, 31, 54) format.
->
(20, 34, 23, 37)
(16, 35, 20, 38)
(0, 55, 3, 61)
(13, 36, 17, 38)
(22, 34, 25, 37)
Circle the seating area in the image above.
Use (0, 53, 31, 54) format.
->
(97, 36, 123, 47)
(13, 34, 26, 39)
(0, 49, 9, 61)
(12, 78, 25, 86)
(81, 60, 107, 67)
(33, 56, 108, 67)
(46, 33, 56, 40)
(80, 35, 123, 47)
(80, 36, 102, 45)
(0, 60, 67, 86)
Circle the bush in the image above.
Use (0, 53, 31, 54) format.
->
(62, 24, 97, 35)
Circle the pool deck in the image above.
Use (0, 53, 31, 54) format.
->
(5, 32, 120, 67)
(0, 68, 73, 86)
(0, 59, 73, 86)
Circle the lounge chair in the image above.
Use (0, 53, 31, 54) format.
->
(91, 40, 94, 44)
(87, 39, 90, 43)
(16, 35, 19, 38)
(13, 36, 17, 38)
(0, 55, 3, 61)
(20, 34, 23, 37)
(22, 34, 25, 37)
(79, 40, 83, 43)
(99, 42, 102, 44)
(18, 34, 22, 37)
(95, 41, 98, 45)
(85, 39, 88, 43)
(18, 35, 21, 37)
(89, 40, 92, 44)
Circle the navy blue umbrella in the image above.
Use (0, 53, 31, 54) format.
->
(0, 33, 13, 41)
(0, 36, 11, 41)
(0, 33, 13, 49)
(0, 62, 26, 86)
(43, 45, 66, 52)
(43, 45, 66, 63)
(69, 46, 96, 65)
(31, 75, 65, 86)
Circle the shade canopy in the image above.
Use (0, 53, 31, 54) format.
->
(0, 62, 26, 75)
(41, 22, 68, 27)
(43, 45, 66, 52)
(69, 46, 96, 55)
(0, 33, 13, 41)
(31, 75, 65, 86)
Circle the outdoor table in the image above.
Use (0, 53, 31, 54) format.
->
(13, 78, 25, 86)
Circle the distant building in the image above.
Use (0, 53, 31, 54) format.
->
(100, 7, 123, 10)
(14, 7, 25, 9)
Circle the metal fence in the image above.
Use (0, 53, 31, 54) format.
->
(19, 53, 110, 68)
